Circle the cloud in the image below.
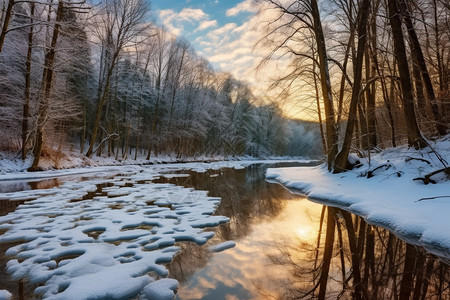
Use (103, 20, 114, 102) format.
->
(178, 8, 208, 22)
(158, 8, 214, 36)
(226, 0, 258, 17)
(196, 20, 218, 32)
(158, 9, 183, 36)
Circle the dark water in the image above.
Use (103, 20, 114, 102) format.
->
(1, 163, 449, 299)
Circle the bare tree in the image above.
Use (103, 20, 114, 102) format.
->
(85, 0, 150, 157)
(29, 0, 65, 171)
(21, 2, 34, 160)
(335, 0, 371, 172)
(387, 0, 426, 149)
(259, 0, 338, 170)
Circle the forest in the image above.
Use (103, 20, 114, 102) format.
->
(258, 0, 449, 173)
(0, 0, 448, 172)
(0, 0, 324, 171)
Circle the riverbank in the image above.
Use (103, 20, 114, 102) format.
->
(0, 150, 235, 174)
(266, 135, 450, 259)
(0, 156, 312, 184)
(0, 149, 310, 176)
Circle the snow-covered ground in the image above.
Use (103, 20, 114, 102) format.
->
(266, 135, 450, 259)
(0, 159, 314, 299)
(0, 148, 306, 174)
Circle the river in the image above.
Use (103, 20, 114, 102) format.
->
(0, 162, 449, 299)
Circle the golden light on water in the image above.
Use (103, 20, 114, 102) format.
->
(297, 227, 312, 239)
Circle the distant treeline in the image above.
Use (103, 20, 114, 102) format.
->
(0, 0, 322, 170)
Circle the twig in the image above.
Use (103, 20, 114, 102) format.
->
(416, 196, 450, 202)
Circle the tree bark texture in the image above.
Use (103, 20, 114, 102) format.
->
(387, 0, 427, 149)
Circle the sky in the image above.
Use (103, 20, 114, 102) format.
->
(149, 0, 316, 120)
(150, 0, 273, 97)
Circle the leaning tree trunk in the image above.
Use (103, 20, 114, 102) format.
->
(29, 0, 64, 171)
(310, 0, 338, 171)
(387, 0, 427, 149)
(335, 0, 371, 173)
(399, 0, 447, 135)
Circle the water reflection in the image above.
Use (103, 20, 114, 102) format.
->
(156, 164, 324, 299)
(262, 207, 450, 299)
(154, 164, 297, 242)
(158, 165, 450, 300)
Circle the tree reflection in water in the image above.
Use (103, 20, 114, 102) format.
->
(155, 164, 296, 283)
(266, 206, 450, 300)
(157, 164, 450, 299)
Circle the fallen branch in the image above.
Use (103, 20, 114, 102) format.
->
(416, 196, 450, 202)
(413, 168, 450, 184)
(405, 156, 431, 165)
(92, 133, 119, 155)
(367, 164, 391, 178)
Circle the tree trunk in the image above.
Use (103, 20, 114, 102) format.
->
(86, 50, 119, 157)
(367, 12, 378, 150)
(22, 2, 35, 160)
(0, 0, 14, 53)
(313, 64, 327, 155)
(310, 0, 338, 171)
(318, 207, 336, 300)
(123, 123, 131, 160)
(335, 0, 371, 172)
(399, 0, 447, 135)
(387, 0, 426, 149)
(29, 0, 64, 171)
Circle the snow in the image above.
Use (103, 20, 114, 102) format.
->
(143, 278, 178, 300)
(0, 155, 312, 182)
(0, 166, 232, 299)
(0, 290, 12, 300)
(209, 241, 236, 253)
(266, 135, 450, 259)
(0, 148, 312, 175)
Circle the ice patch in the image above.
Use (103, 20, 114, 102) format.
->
(143, 278, 178, 300)
(209, 241, 236, 253)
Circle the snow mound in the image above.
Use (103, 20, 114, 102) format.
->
(143, 278, 178, 300)
(209, 241, 236, 253)
(0, 290, 12, 300)
(266, 136, 450, 258)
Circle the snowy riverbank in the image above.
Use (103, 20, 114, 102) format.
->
(266, 135, 450, 259)
(0, 148, 310, 175)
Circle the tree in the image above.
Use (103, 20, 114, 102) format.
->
(387, 0, 426, 149)
(260, 0, 338, 170)
(22, 2, 35, 160)
(86, 0, 150, 157)
(334, 0, 371, 172)
(29, 0, 65, 171)
(399, 0, 447, 135)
